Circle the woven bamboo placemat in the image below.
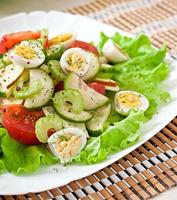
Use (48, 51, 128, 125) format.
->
(2, 0, 177, 199)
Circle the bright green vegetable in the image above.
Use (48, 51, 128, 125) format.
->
(0, 30, 172, 174)
(0, 58, 5, 69)
(54, 89, 84, 113)
(53, 89, 92, 122)
(29, 39, 44, 50)
(86, 104, 111, 136)
(97, 32, 155, 57)
(13, 80, 42, 99)
(46, 45, 64, 61)
(24, 69, 54, 109)
(100, 63, 113, 72)
(97, 32, 170, 119)
(35, 115, 62, 143)
(75, 111, 146, 164)
(38, 28, 48, 46)
(47, 60, 66, 81)
(0, 64, 24, 98)
(40, 64, 50, 73)
(62, 119, 89, 137)
(42, 106, 89, 137)
(0, 160, 5, 174)
(2, 51, 12, 65)
(0, 128, 58, 175)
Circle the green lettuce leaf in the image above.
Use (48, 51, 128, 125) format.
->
(97, 32, 170, 119)
(0, 128, 58, 175)
(75, 112, 146, 164)
(0, 160, 5, 174)
(97, 32, 156, 57)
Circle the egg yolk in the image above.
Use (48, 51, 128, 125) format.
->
(15, 45, 36, 60)
(56, 133, 82, 159)
(117, 93, 141, 108)
(66, 53, 85, 72)
(49, 33, 72, 46)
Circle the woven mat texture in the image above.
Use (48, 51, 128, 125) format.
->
(2, 0, 177, 199)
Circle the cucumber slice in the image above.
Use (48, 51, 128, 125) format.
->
(40, 64, 50, 73)
(65, 73, 109, 110)
(29, 39, 44, 50)
(38, 28, 48, 47)
(0, 58, 5, 69)
(42, 106, 56, 116)
(0, 98, 24, 105)
(46, 45, 64, 61)
(53, 89, 92, 122)
(82, 53, 100, 81)
(24, 69, 54, 109)
(101, 63, 113, 72)
(35, 115, 62, 143)
(2, 49, 13, 65)
(62, 119, 89, 138)
(13, 80, 42, 99)
(42, 105, 89, 137)
(86, 104, 111, 136)
(47, 60, 66, 82)
(0, 64, 24, 97)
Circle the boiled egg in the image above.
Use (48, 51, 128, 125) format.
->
(115, 90, 149, 116)
(48, 128, 87, 163)
(10, 41, 45, 68)
(48, 32, 76, 49)
(60, 47, 91, 77)
(102, 39, 129, 63)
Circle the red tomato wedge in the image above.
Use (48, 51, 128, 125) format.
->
(70, 40, 99, 56)
(1, 105, 44, 145)
(95, 79, 118, 87)
(0, 31, 40, 54)
(88, 82, 106, 95)
(48, 128, 57, 137)
(54, 81, 64, 92)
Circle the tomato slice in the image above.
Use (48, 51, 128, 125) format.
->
(70, 40, 99, 56)
(48, 128, 56, 137)
(0, 31, 40, 54)
(54, 81, 64, 92)
(1, 105, 44, 145)
(95, 79, 118, 87)
(88, 82, 106, 95)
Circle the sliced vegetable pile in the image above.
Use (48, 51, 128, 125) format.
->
(0, 29, 170, 175)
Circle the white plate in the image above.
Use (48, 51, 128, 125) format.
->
(0, 11, 177, 195)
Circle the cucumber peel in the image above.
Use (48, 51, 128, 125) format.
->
(53, 89, 92, 122)
(13, 80, 42, 99)
(86, 104, 111, 136)
(46, 45, 64, 61)
(35, 115, 62, 143)
(38, 28, 48, 47)
(47, 60, 66, 82)
(24, 69, 54, 109)
(0, 58, 5, 69)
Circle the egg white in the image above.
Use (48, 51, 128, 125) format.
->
(48, 128, 87, 163)
(10, 41, 45, 68)
(115, 90, 149, 115)
(102, 39, 129, 63)
(60, 47, 91, 77)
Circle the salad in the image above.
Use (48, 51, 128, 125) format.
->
(0, 29, 170, 175)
